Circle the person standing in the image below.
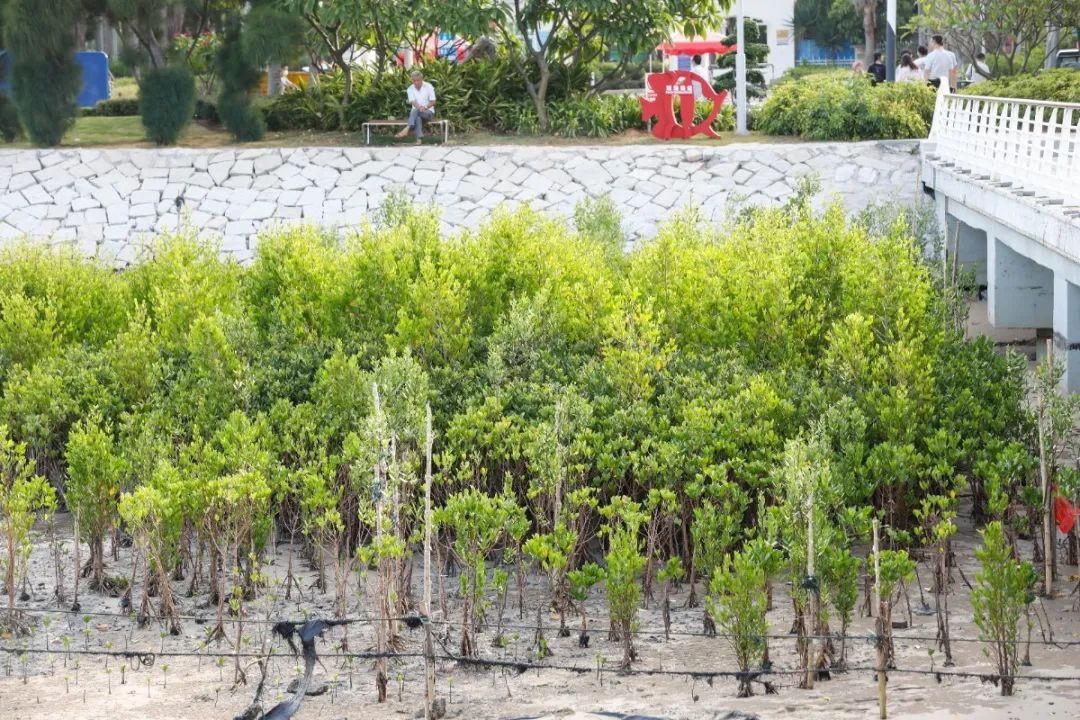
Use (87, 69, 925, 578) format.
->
(923, 35, 957, 90)
(896, 52, 922, 83)
(868, 52, 887, 83)
(691, 54, 711, 98)
(966, 52, 990, 85)
(914, 45, 929, 70)
(395, 70, 437, 145)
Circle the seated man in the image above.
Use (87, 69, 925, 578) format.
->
(396, 70, 436, 145)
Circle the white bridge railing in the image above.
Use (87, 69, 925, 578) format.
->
(928, 85, 1080, 208)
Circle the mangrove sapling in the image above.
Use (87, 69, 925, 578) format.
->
(65, 415, 127, 592)
(523, 524, 576, 638)
(707, 548, 768, 698)
(688, 481, 748, 619)
(821, 546, 861, 670)
(741, 536, 783, 668)
(877, 549, 916, 669)
(657, 557, 684, 641)
(972, 521, 1038, 696)
(568, 562, 604, 647)
(641, 488, 678, 607)
(436, 487, 521, 656)
(601, 497, 646, 668)
(0, 426, 57, 631)
(117, 465, 184, 635)
(914, 492, 959, 666)
(490, 568, 510, 647)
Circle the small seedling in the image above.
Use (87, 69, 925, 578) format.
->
(161, 664, 169, 689)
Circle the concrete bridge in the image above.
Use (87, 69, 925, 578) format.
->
(922, 86, 1080, 390)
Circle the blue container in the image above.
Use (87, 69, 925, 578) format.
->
(0, 50, 111, 108)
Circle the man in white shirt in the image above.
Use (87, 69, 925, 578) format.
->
(396, 70, 437, 144)
(923, 34, 957, 91)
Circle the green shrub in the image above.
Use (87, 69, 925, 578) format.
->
(271, 55, 593, 134)
(758, 72, 935, 141)
(3, 0, 83, 147)
(215, 20, 264, 142)
(93, 98, 140, 117)
(139, 66, 196, 146)
(965, 68, 1080, 104)
(0, 94, 20, 142)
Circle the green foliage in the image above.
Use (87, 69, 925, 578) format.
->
(92, 98, 141, 117)
(0, 425, 56, 615)
(971, 520, 1037, 695)
(964, 69, 1080, 104)
(65, 414, 127, 587)
(2, 0, 82, 146)
(215, 19, 265, 142)
(602, 497, 646, 664)
(139, 66, 196, 146)
(0, 93, 19, 142)
(706, 548, 767, 696)
(758, 71, 935, 140)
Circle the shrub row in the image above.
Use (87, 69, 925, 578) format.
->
(758, 71, 936, 141)
(964, 68, 1080, 104)
(265, 58, 653, 138)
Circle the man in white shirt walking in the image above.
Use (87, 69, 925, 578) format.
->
(923, 34, 957, 91)
(396, 70, 437, 145)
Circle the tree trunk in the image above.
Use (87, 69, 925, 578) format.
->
(861, 1, 878, 68)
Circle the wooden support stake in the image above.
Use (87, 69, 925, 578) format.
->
(423, 405, 436, 720)
(806, 488, 817, 690)
(874, 519, 886, 719)
(1041, 338, 1055, 597)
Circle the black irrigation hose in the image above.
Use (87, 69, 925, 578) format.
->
(6, 645, 1080, 685)
(19, 606, 1080, 648)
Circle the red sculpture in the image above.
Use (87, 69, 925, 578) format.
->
(639, 70, 729, 140)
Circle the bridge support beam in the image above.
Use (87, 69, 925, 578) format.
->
(988, 236, 1053, 329)
(952, 220, 987, 288)
(1054, 275, 1080, 393)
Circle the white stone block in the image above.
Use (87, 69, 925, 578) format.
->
(208, 161, 232, 185)
(131, 190, 161, 205)
(71, 196, 100, 211)
(106, 204, 129, 225)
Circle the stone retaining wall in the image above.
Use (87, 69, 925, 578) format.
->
(0, 140, 922, 265)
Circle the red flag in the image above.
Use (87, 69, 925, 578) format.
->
(1054, 494, 1080, 534)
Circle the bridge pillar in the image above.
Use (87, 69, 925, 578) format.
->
(953, 221, 987, 288)
(1054, 275, 1080, 393)
(988, 236, 1053, 329)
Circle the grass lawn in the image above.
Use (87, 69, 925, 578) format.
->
(4, 115, 787, 149)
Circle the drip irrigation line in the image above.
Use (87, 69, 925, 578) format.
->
(17, 606, 1080, 648)
(8, 643, 1080, 686)
(0, 645, 427, 662)
(845, 664, 1080, 683)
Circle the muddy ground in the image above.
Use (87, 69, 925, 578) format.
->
(3, 498, 1080, 720)
(2, 302, 1074, 720)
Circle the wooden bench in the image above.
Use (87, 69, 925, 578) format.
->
(362, 118, 450, 145)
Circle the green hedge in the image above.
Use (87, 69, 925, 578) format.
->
(758, 72, 935, 141)
(139, 67, 196, 146)
(264, 57, 645, 136)
(963, 69, 1080, 103)
(92, 98, 140, 117)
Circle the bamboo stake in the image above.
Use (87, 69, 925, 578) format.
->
(423, 405, 436, 720)
(806, 489, 816, 689)
(1042, 338, 1054, 597)
(874, 519, 886, 719)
